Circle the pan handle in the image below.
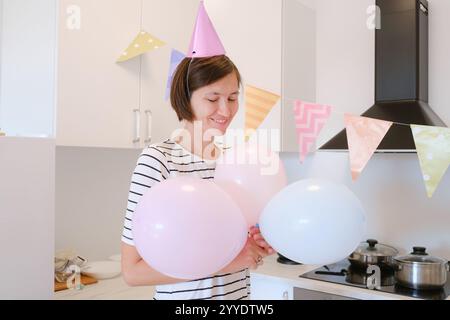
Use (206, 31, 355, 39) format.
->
(315, 270, 347, 276)
(393, 263, 402, 272)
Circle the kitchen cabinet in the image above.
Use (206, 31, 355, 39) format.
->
(281, 0, 316, 152)
(293, 287, 358, 300)
(205, 0, 316, 152)
(2, 0, 315, 149)
(0, 137, 55, 299)
(139, 0, 198, 145)
(57, 0, 200, 148)
(250, 273, 294, 300)
(57, 0, 142, 148)
(0, 0, 57, 138)
(205, 0, 282, 151)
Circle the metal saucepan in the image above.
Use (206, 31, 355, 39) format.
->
(394, 247, 450, 290)
(345, 265, 396, 287)
(348, 239, 399, 270)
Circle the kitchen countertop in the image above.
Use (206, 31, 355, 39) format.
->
(253, 255, 421, 300)
(54, 255, 450, 300)
(54, 276, 155, 300)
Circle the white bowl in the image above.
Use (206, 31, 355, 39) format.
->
(81, 261, 121, 280)
(108, 254, 121, 262)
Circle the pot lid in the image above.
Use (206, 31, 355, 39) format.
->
(353, 239, 399, 257)
(395, 247, 448, 265)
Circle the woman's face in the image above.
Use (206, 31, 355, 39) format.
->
(189, 72, 240, 136)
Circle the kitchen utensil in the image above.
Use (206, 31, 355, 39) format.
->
(54, 275, 98, 292)
(394, 247, 449, 290)
(348, 239, 398, 270)
(81, 261, 121, 280)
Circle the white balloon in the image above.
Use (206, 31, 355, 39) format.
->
(259, 179, 366, 265)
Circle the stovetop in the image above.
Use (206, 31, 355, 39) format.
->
(300, 259, 450, 300)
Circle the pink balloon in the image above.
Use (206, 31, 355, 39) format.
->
(214, 143, 288, 227)
(214, 180, 259, 227)
(133, 177, 247, 280)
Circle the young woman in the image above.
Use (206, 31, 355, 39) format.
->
(121, 55, 274, 300)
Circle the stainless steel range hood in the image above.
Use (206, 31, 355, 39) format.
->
(320, 0, 447, 152)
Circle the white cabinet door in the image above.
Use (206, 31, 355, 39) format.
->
(0, 137, 55, 299)
(250, 274, 293, 300)
(57, 0, 142, 148)
(138, 0, 197, 145)
(0, 0, 57, 138)
(204, 0, 282, 150)
(281, 0, 317, 152)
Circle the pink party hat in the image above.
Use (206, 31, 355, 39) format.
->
(187, 1, 226, 58)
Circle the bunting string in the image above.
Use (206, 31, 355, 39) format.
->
(281, 96, 427, 128)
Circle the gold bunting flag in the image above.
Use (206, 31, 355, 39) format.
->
(244, 85, 280, 141)
(411, 125, 450, 198)
(117, 31, 165, 63)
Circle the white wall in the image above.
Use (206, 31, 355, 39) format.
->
(429, 0, 450, 126)
(0, 0, 57, 137)
(0, 137, 55, 299)
(281, 0, 450, 260)
(55, 146, 141, 260)
(282, 151, 450, 260)
(0, 0, 4, 127)
(54, 0, 450, 264)
(55, 147, 450, 262)
(313, 0, 448, 147)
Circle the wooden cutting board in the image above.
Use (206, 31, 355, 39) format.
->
(54, 275, 98, 292)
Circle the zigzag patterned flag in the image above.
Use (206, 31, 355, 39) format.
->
(293, 100, 332, 162)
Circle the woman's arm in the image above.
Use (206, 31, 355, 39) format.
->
(121, 236, 269, 287)
(121, 146, 178, 287)
(121, 242, 184, 286)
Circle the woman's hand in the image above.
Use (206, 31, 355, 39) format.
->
(217, 226, 276, 274)
(249, 225, 276, 255)
(221, 237, 268, 273)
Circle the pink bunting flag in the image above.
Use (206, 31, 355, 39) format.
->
(187, 1, 226, 58)
(293, 100, 332, 162)
(345, 114, 393, 181)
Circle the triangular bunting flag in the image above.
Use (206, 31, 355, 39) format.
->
(117, 31, 165, 63)
(293, 100, 332, 162)
(165, 49, 185, 101)
(244, 85, 280, 141)
(411, 125, 450, 198)
(187, 1, 225, 58)
(345, 114, 393, 181)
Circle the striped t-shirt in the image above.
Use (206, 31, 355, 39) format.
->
(121, 138, 251, 300)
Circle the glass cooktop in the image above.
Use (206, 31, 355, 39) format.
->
(299, 259, 450, 300)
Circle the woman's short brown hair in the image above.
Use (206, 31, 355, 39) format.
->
(170, 55, 241, 122)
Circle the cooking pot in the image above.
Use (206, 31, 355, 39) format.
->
(394, 247, 449, 290)
(345, 265, 396, 287)
(348, 239, 398, 270)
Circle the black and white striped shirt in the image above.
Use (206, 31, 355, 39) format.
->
(121, 139, 250, 300)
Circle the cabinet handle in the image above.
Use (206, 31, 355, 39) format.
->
(133, 109, 140, 143)
(144, 109, 152, 144)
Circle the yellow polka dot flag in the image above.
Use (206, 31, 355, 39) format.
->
(117, 31, 165, 63)
(411, 125, 450, 198)
(244, 85, 280, 141)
